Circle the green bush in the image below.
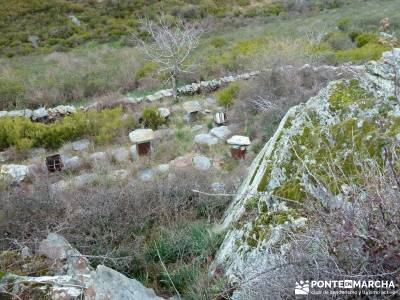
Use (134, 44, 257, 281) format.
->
(135, 61, 158, 79)
(355, 32, 379, 48)
(336, 42, 390, 61)
(0, 106, 134, 151)
(217, 82, 240, 107)
(337, 17, 351, 31)
(141, 106, 166, 130)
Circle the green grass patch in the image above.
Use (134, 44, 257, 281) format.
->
(217, 82, 240, 107)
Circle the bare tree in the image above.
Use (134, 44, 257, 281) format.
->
(134, 17, 202, 100)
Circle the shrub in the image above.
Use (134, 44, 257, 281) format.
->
(217, 82, 240, 107)
(336, 17, 351, 31)
(135, 61, 158, 79)
(336, 42, 389, 61)
(355, 32, 379, 48)
(0, 106, 134, 150)
(141, 106, 166, 130)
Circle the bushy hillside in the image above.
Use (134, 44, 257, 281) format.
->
(0, 0, 334, 57)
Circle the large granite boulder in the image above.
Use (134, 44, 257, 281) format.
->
(85, 265, 163, 300)
(1, 233, 164, 300)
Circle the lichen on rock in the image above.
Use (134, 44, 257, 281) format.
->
(213, 49, 400, 287)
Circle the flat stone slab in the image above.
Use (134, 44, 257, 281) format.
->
(194, 133, 218, 146)
(183, 100, 201, 113)
(227, 135, 251, 146)
(72, 139, 90, 151)
(193, 155, 211, 171)
(210, 126, 232, 140)
(129, 129, 154, 144)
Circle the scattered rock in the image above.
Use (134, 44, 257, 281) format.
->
(193, 155, 212, 171)
(206, 97, 217, 107)
(73, 173, 94, 188)
(72, 139, 90, 151)
(138, 169, 154, 182)
(111, 147, 129, 163)
(89, 152, 108, 164)
(21, 246, 33, 260)
(210, 126, 232, 140)
(28, 35, 40, 48)
(158, 107, 171, 119)
(191, 124, 205, 132)
(194, 133, 218, 146)
(64, 156, 84, 171)
(154, 128, 175, 140)
(0, 151, 9, 162)
(0, 164, 29, 183)
(69, 15, 81, 25)
(38, 233, 78, 261)
(27, 164, 42, 177)
(183, 100, 202, 114)
(169, 153, 193, 169)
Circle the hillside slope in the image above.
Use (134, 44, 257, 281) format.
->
(213, 49, 400, 297)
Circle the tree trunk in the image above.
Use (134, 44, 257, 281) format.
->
(172, 66, 178, 101)
(172, 74, 177, 100)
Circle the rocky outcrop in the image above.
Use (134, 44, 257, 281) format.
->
(213, 50, 400, 295)
(0, 233, 164, 300)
